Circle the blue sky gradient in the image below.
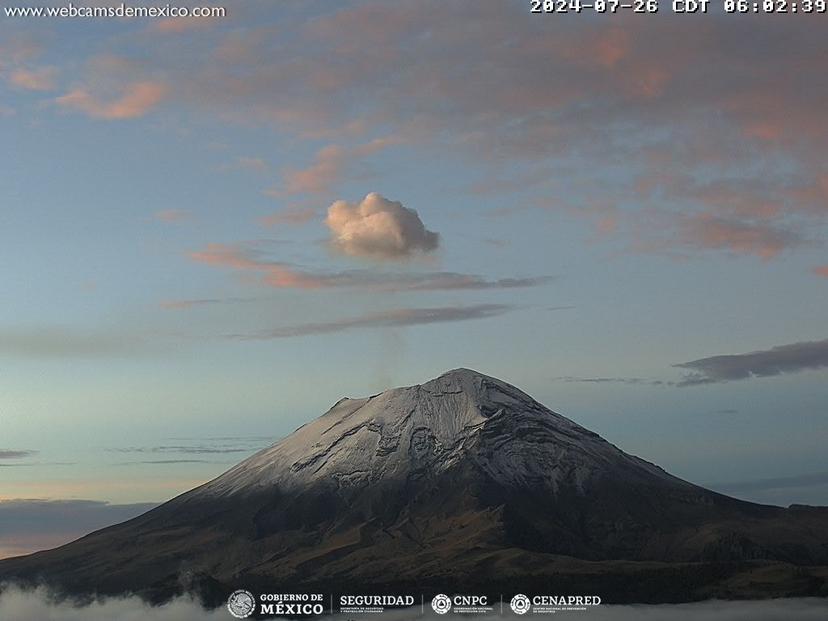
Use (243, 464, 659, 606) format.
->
(1, 0, 827, 555)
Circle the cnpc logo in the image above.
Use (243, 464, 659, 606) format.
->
(431, 594, 489, 614)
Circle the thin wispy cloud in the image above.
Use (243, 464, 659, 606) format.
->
(0, 450, 37, 460)
(674, 213, 804, 260)
(189, 243, 551, 292)
(0, 462, 74, 469)
(675, 338, 828, 385)
(153, 209, 189, 223)
(114, 459, 217, 465)
(56, 81, 167, 120)
(276, 139, 397, 196)
(159, 297, 258, 310)
(108, 444, 262, 455)
(54, 55, 168, 120)
(226, 304, 514, 340)
(9, 66, 57, 91)
(152, 14, 222, 34)
(259, 205, 318, 228)
(552, 376, 669, 387)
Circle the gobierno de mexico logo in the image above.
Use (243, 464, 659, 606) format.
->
(227, 589, 256, 619)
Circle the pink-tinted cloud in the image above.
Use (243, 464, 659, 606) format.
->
(35, 4, 828, 259)
(814, 266, 828, 278)
(259, 206, 318, 227)
(9, 66, 57, 91)
(188, 242, 549, 292)
(153, 15, 220, 34)
(276, 138, 398, 196)
(189, 244, 328, 289)
(56, 80, 167, 120)
(676, 213, 802, 260)
(154, 209, 189, 223)
(226, 304, 515, 340)
(0, 36, 42, 70)
(326, 193, 439, 260)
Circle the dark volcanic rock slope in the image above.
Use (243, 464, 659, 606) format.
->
(2, 369, 828, 603)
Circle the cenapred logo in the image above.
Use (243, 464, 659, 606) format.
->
(431, 593, 452, 615)
(512, 594, 602, 615)
(227, 589, 256, 619)
(510, 593, 531, 615)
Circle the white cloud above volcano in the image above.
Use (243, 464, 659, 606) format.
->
(326, 193, 439, 260)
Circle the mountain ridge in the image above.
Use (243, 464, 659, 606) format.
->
(2, 368, 827, 605)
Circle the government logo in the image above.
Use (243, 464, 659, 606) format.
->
(431, 593, 452, 614)
(227, 589, 256, 619)
(510, 593, 531, 615)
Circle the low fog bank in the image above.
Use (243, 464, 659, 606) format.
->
(0, 586, 826, 621)
(0, 585, 225, 621)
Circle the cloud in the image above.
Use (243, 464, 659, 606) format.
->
(159, 297, 258, 310)
(154, 209, 189, 223)
(18, 3, 828, 259)
(153, 15, 221, 34)
(552, 376, 668, 386)
(56, 80, 167, 120)
(259, 206, 318, 227)
(107, 443, 263, 455)
(814, 266, 828, 278)
(188, 243, 549, 292)
(0, 500, 155, 559)
(226, 304, 514, 340)
(675, 213, 804, 260)
(177, 4, 828, 259)
(0, 450, 37, 460)
(276, 138, 397, 196)
(326, 193, 439, 260)
(0, 587, 226, 621)
(675, 338, 828, 385)
(8, 66, 57, 91)
(9, 4, 825, 261)
(0, 37, 42, 69)
(709, 471, 828, 495)
(115, 459, 216, 465)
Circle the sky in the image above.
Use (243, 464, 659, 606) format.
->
(1, 0, 828, 559)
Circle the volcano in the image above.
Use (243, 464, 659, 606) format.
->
(2, 369, 827, 604)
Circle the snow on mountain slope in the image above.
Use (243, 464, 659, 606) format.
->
(4, 368, 828, 605)
(195, 368, 686, 498)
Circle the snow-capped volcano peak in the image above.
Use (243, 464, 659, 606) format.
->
(6, 369, 826, 604)
(194, 368, 679, 499)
